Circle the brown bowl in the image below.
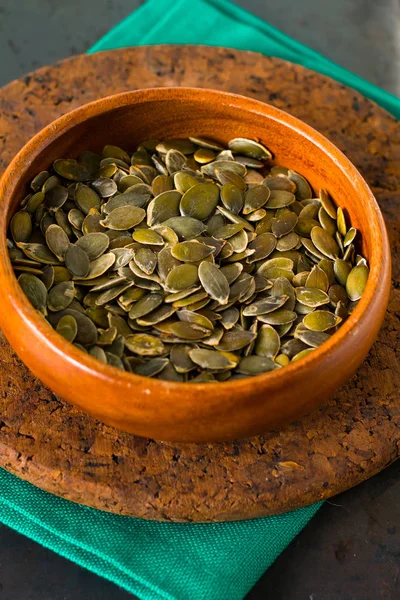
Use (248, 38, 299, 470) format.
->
(0, 87, 391, 443)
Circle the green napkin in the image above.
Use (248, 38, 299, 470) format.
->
(1, 1, 399, 599)
(90, 0, 400, 119)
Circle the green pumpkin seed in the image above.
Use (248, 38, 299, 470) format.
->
(237, 355, 277, 375)
(170, 345, 197, 372)
(292, 348, 314, 362)
(198, 261, 229, 305)
(134, 357, 169, 377)
(65, 244, 90, 277)
(276, 232, 299, 252)
(319, 189, 337, 219)
(146, 191, 181, 226)
(77, 252, 115, 280)
(56, 314, 78, 342)
(346, 264, 369, 301)
(47, 281, 75, 312)
(53, 159, 91, 182)
(328, 284, 349, 307)
(255, 325, 280, 358)
(174, 171, 203, 194)
(128, 293, 164, 319)
(161, 216, 206, 240)
(310, 226, 339, 260)
(171, 240, 215, 262)
(45, 225, 70, 261)
(263, 176, 296, 193)
(159, 320, 210, 340)
(216, 169, 247, 191)
(305, 265, 329, 291)
(334, 259, 352, 287)
(17, 242, 59, 265)
(132, 229, 164, 245)
(201, 160, 246, 179)
(31, 171, 50, 192)
(18, 273, 48, 315)
(243, 295, 289, 316)
(257, 309, 297, 326)
(180, 183, 220, 221)
(134, 247, 157, 275)
(216, 327, 256, 352)
(303, 310, 342, 331)
(100, 205, 145, 230)
(156, 139, 196, 155)
(266, 190, 295, 209)
(220, 183, 244, 214)
(75, 232, 109, 260)
(125, 333, 165, 356)
(288, 170, 312, 200)
(271, 211, 298, 238)
(10, 211, 32, 243)
(165, 264, 199, 292)
(337, 207, 347, 236)
(228, 138, 272, 160)
(189, 348, 236, 370)
(92, 177, 118, 198)
(243, 185, 270, 214)
(295, 287, 330, 307)
(344, 227, 357, 247)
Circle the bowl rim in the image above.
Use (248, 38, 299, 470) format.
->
(0, 86, 391, 393)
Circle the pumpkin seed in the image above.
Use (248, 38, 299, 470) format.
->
(180, 183, 220, 221)
(319, 189, 337, 219)
(45, 225, 70, 261)
(303, 310, 342, 331)
(65, 245, 90, 277)
(237, 355, 277, 375)
(216, 327, 256, 352)
(292, 348, 314, 362)
(311, 226, 339, 259)
(344, 227, 357, 247)
(125, 333, 166, 356)
(337, 207, 347, 236)
(243, 185, 270, 214)
(295, 287, 330, 307)
(48, 281, 75, 312)
(56, 314, 78, 342)
(199, 261, 229, 305)
(53, 159, 91, 182)
(100, 205, 145, 230)
(146, 191, 181, 226)
(171, 240, 214, 262)
(161, 216, 206, 239)
(228, 138, 272, 160)
(11, 211, 33, 243)
(255, 324, 280, 358)
(189, 348, 236, 370)
(346, 264, 369, 301)
(165, 264, 199, 292)
(18, 273, 48, 315)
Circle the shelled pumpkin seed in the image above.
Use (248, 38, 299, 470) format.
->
(8, 136, 369, 381)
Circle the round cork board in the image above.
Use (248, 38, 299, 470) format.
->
(0, 46, 399, 522)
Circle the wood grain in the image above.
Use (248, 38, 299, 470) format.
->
(0, 46, 399, 521)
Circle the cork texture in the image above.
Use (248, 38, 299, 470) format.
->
(0, 46, 399, 522)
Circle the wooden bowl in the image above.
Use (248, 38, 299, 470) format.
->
(0, 88, 391, 443)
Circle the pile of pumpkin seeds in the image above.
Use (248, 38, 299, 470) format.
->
(7, 136, 369, 382)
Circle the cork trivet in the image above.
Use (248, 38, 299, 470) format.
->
(0, 46, 399, 522)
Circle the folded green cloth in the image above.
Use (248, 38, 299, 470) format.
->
(2, 1, 399, 599)
(90, 0, 400, 119)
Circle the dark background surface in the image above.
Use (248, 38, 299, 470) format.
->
(0, 1, 399, 598)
